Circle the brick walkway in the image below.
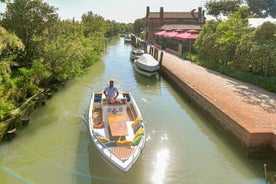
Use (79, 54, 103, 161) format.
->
(159, 51, 276, 155)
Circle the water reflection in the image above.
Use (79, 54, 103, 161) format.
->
(133, 71, 161, 96)
(151, 149, 170, 184)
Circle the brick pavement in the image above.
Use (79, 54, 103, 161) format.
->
(159, 51, 276, 159)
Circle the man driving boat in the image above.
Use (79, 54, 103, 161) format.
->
(103, 80, 119, 103)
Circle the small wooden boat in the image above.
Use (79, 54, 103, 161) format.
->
(88, 92, 146, 172)
(134, 54, 160, 77)
(130, 49, 144, 60)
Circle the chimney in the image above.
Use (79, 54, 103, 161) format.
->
(146, 6, 150, 18)
(160, 7, 164, 25)
(191, 9, 196, 17)
(198, 7, 202, 18)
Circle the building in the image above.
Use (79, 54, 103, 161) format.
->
(143, 6, 206, 42)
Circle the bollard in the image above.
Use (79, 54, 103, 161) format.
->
(22, 117, 30, 126)
(47, 92, 52, 99)
(159, 51, 163, 68)
(41, 99, 46, 105)
(7, 128, 16, 140)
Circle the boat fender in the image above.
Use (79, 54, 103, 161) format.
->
(104, 140, 117, 147)
(132, 116, 142, 128)
(133, 121, 143, 134)
(132, 135, 143, 146)
(133, 127, 144, 140)
(116, 140, 133, 146)
(97, 136, 110, 143)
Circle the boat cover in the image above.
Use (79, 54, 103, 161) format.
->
(135, 54, 160, 72)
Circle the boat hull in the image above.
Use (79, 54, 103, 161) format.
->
(134, 54, 160, 77)
(130, 50, 144, 60)
(134, 64, 158, 77)
(88, 92, 146, 172)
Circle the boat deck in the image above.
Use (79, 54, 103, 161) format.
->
(92, 106, 136, 123)
(109, 147, 134, 161)
(92, 105, 137, 140)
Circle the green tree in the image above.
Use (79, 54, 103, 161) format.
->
(0, 26, 24, 120)
(82, 11, 105, 37)
(205, 0, 276, 18)
(133, 19, 143, 34)
(194, 7, 251, 67)
(247, 0, 276, 18)
(1, 0, 58, 67)
(234, 21, 276, 76)
(194, 20, 221, 66)
(205, 0, 241, 17)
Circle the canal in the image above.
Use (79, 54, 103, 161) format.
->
(0, 37, 267, 184)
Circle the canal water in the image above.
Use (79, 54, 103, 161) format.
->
(0, 37, 267, 184)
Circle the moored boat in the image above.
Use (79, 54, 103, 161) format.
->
(88, 92, 146, 172)
(134, 54, 160, 77)
(124, 36, 132, 43)
(130, 49, 144, 60)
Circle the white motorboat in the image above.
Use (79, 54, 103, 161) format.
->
(130, 49, 144, 60)
(124, 36, 132, 43)
(88, 92, 146, 172)
(134, 54, 160, 77)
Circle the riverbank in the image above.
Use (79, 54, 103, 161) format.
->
(152, 48, 276, 162)
(130, 35, 276, 162)
(0, 88, 54, 141)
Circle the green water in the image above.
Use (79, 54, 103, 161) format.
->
(0, 38, 267, 184)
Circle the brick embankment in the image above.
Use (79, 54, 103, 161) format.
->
(160, 52, 276, 161)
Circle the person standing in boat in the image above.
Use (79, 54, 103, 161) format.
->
(104, 80, 119, 101)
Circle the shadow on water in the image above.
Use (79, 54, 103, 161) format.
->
(134, 72, 161, 96)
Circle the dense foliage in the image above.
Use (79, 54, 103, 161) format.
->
(0, 0, 131, 121)
(194, 7, 276, 91)
(206, 0, 276, 18)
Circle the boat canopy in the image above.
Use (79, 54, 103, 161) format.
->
(136, 54, 160, 72)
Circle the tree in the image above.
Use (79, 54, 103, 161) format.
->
(205, 0, 241, 17)
(194, 7, 251, 67)
(133, 19, 143, 34)
(0, 26, 24, 120)
(234, 21, 276, 76)
(1, 0, 59, 67)
(205, 0, 276, 18)
(194, 20, 221, 65)
(81, 11, 106, 37)
(247, 0, 276, 18)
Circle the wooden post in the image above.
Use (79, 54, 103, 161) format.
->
(159, 51, 163, 68)
(154, 48, 158, 60)
(189, 41, 192, 61)
(21, 117, 30, 126)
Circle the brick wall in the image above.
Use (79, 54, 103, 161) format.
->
(160, 64, 276, 162)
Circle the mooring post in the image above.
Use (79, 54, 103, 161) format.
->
(159, 51, 163, 68)
(264, 164, 268, 184)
